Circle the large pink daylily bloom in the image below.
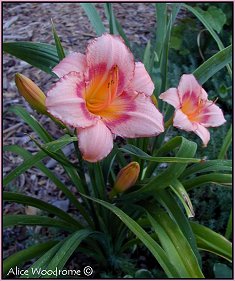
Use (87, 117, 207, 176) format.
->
(46, 34, 164, 162)
(159, 74, 226, 146)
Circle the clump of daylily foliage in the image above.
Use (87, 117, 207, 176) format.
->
(3, 3, 232, 279)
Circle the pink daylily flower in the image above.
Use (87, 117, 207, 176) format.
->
(159, 74, 226, 146)
(46, 34, 164, 162)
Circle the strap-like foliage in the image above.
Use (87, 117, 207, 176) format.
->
(3, 241, 58, 277)
(3, 192, 81, 227)
(191, 222, 232, 262)
(82, 194, 180, 278)
(3, 42, 59, 74)
(148, 210, 204, 277)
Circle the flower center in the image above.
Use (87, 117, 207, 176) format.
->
(181, 96, 206, 122)
(85, 65, 119, 115)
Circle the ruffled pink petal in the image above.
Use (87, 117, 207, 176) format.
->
(105, 93, 164, 138)
(201, 88, 208, 100)
(128, 62, 154, 96)
(173, 110, 196, 131)
(77, 120, 113, 162)
(178, 74, 202, 101)
(194, 124, 210, 147)
(86, 34, 135, 94)
(159, 88, 181, 109)
(197, 102, 226, 127)
(46, 72, 98, 128)
(53, 52, 87, 78)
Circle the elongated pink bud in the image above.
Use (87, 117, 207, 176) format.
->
(114, 161, 140, 193)
(15, 73, 47, 114)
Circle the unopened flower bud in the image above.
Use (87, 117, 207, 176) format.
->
(151, 95, 158, 107)
(15, 73, 47, 114)
(114, 161, 140, 193)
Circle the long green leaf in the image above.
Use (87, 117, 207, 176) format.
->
(143, 40, 152, 73)
(3, 135, 77, 186)
(182, 173, 232, 191)
(148, 211, 204, 277)
(147, 136, 197, 177)
(9, 101, 87, 197)
(51, 19, 66, 60)
(43, 229, 92, 277)
(114, 18, 130, 48)
(155, 3, 167, 57)
(3, 241, 58, 277)
(92, 162, 106, 200)
(4, 145, 92, 226)
(190, 222, 232, 262)
(183, 3, 232, 76)
(159, 15, 172, 95)
(124, 137, 197, 201)
(25, 241, 64, 278)
(80, 3, 106, 36)
(104, 4, 131, 49)
(169, 179, 195, 218)
(155, 189, 201, 265)
(104, 3, 118, 34)
(193, 45, 232, 84)
(225, 209, 232, 240)
(3, 192, 80, 227)
(180, 159, 232, 179)
(8, 104, 87, 195)
(3, 42, 59, 74)
(82, 194, 180, 278)
(8, 105, 53, 143)
(120, 144, 200, 163)
(29, 135, 76, 168)
(183, 4, 224, 50)
(218, 124, 232, 159)
(171, 3, 182, 25)
(3, 215, 75, 232)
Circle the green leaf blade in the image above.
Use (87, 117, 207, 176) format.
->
(4, 144, 92, 227)
(3, 192, 80, 227)
(191, 222, 232, 262)
(51, 19, 66, 61)
(82, 194, 180, 278)
(43, 230, 92, 276)
(80, 3, 106, 36)
(193, 45, 232, 84)
(218, 125, 232, 159)
(3, 241, 58, 277)
(8, 105, 53, 143)
(120, 144, 200, 163)
(3, 42, 60, 74)
(155, 189, 201, 265)
(3, 135, 77, 186)
(3, 215, 75, 232)
(148, 210, 204, 278)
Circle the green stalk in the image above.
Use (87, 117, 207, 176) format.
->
(225, 209, 232, 240)
(218, 125, 232, 159)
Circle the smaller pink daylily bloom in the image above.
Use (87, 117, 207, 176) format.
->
(159, 74, 226, 146)
(46, 34, 164, 162)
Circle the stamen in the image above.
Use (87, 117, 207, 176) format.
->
(85, 65, 119, 114)
(206, 97, 218, 108)
(108, 65, 119, 102)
